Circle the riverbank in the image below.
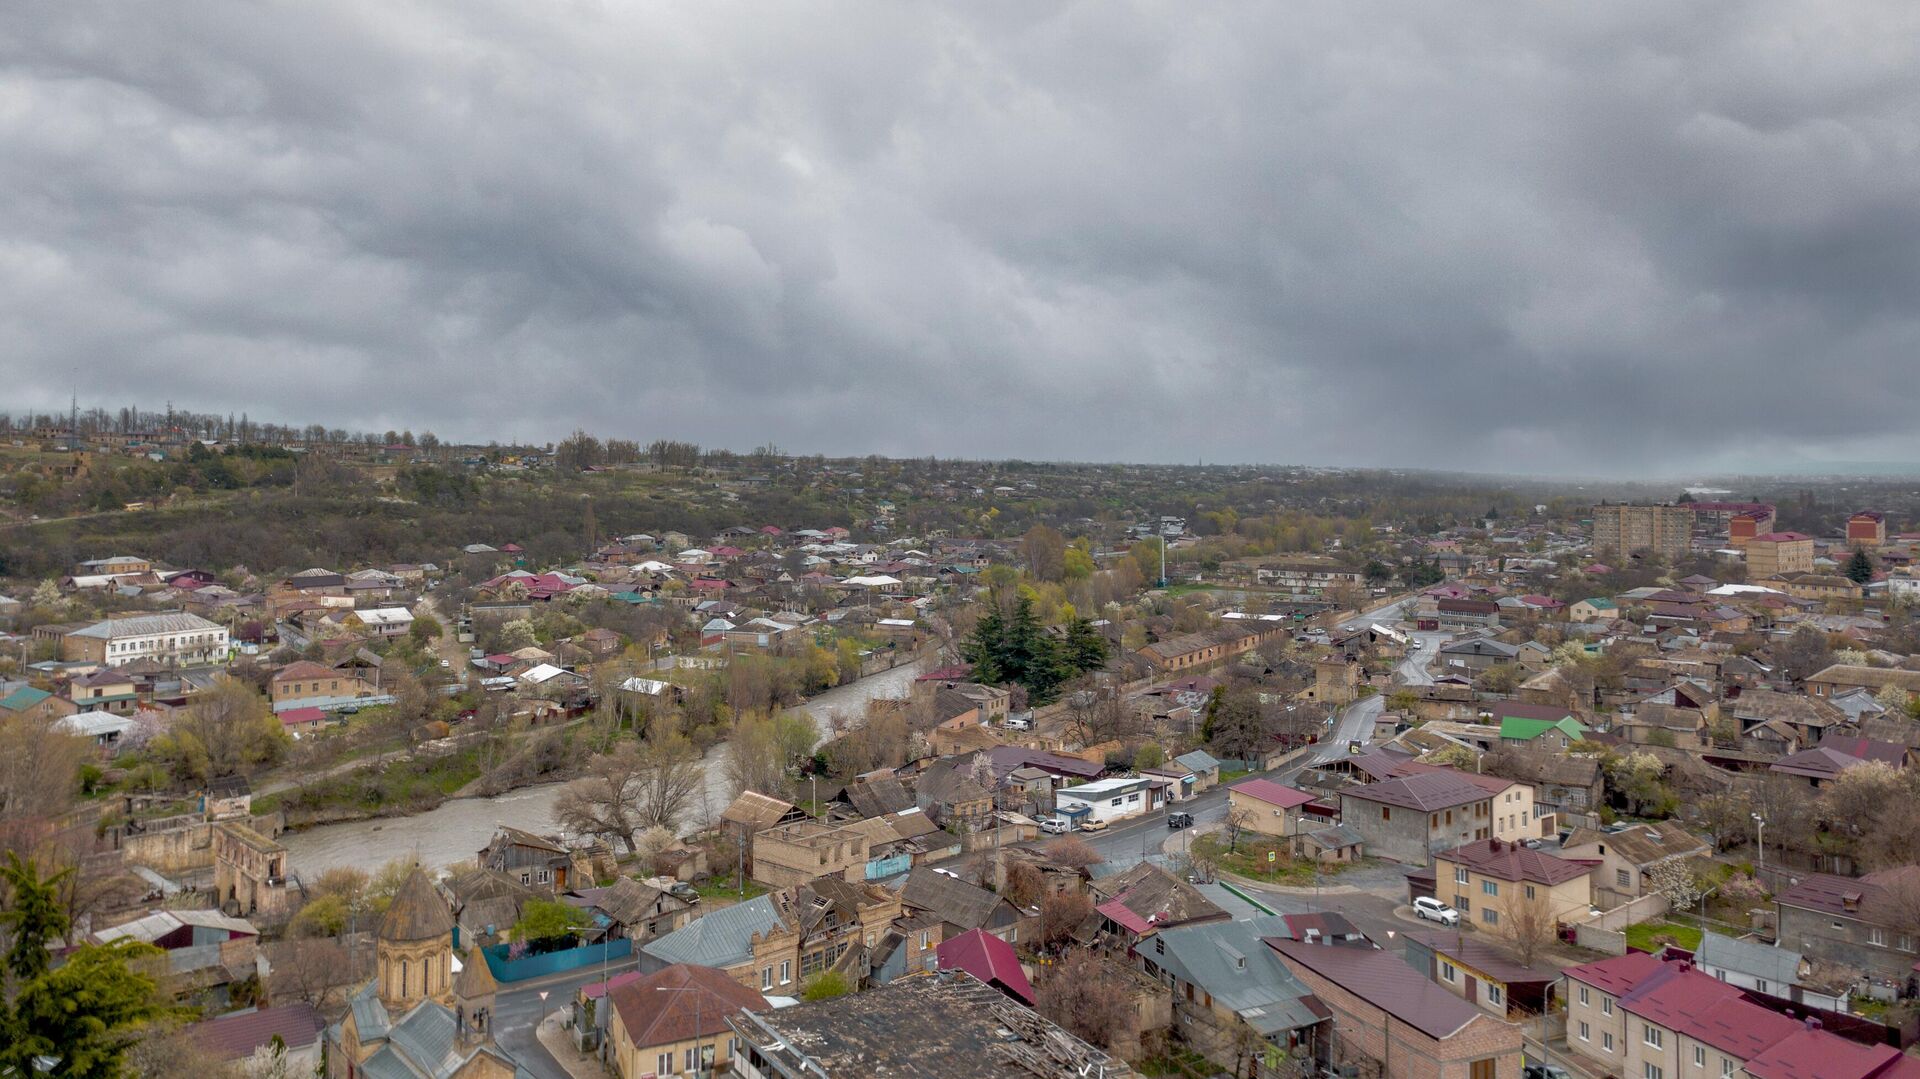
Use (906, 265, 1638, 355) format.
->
(279, 651, 933, 877)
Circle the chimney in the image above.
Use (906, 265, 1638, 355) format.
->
(1805, 1017, 1821, 1031)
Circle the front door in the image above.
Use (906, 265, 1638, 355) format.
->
(1465, 975, 1478, 1003)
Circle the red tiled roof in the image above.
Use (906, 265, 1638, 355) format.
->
(1231, 778, 1314, 809)
(279, 706, 327, 727)
(1753, 532, 1813, 542)
(937, 928, 1035, 1005)
(1743, 1026, 1901, 1079)
(606, 963, 769, 1049)
(190, 1003, 325, 1060)
(1562, 950, 1667, 994)
(1095, 897, 1154, 936)
(1435, 839, 1594, 886)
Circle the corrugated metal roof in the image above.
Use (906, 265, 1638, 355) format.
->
(642, 893, 783, 969)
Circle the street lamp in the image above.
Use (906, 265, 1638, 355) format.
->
(1382, 931, 1396, 1079)
(658, 985, 708, 1077)
(1752, 814, 1766, 873)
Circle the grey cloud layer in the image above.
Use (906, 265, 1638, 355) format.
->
(3, 2, 1917, 473)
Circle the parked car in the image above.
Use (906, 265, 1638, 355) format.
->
(1167, 811, 1194, 830)
(1040, 817, 1071, 835)
(1524, 1062, 1571, 1079)
(1347, 739, 1364, 754)
(667, 881, 701, 904)
(1078, 818, 1110, 834)
(1003, 716, 1032, 731)
(1413, 896, 1460, 926)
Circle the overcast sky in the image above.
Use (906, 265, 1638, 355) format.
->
(4, 3, 1918, 476)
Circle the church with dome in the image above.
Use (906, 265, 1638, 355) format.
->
(326, 867, 529, 1078)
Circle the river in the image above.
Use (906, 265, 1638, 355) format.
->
(279, 654, 931, 878)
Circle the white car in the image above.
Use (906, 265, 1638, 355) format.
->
(1040, 817, 1071, 835)
(1413, 896, 1460, 926)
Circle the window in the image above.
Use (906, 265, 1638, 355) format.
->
(1602, 997, 1614, 1016)
(1525, 885, 1537, 900)
(1617, 869, 1632, 888)
(1644, 1025, 1663, 1048)
(1483, 908, 1499, 926)
(1901, 935, 1916, 953)
(1382, 807, 1391, 821)
(1487, 984, 1504, 1005)
(1579, 1022, 1590, 1042)
(1482, 880, 1499, 896)
(779, 960, 791, 985)
(919, 931, 930, 949)
(1111, 798, 1123, 807)
(657, 1053, 672, 1075)
(1722, 1061, 1734, 1078)
(761, 967, 773, 990)
(1646, 1066, 1663, 1079)
(1603, 1032, 1615, 1052)
(1579, 987, 1590, 1006)
(1870, 928, 1887, 946)
(1755, 980, 1767, 993)
(1455, 867, 1470, 885)
(1442, 962, 1457, 983)
(1694, 1047, 1706, 1067)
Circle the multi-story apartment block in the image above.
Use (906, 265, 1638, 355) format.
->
(1746, 532, 1815, 579)
(1593, 505, 1693, 561)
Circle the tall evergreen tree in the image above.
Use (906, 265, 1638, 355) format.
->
(1845, 547, 1875, 584)
(0, 854, 174, 1079)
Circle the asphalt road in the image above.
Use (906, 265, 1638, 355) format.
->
(494, 954, 640, 1079)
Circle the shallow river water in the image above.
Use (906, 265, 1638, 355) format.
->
(280, 655, 930, 877)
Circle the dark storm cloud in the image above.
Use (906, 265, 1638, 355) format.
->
(3, 1, 1918, 474)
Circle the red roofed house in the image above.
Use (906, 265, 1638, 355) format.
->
(606, 963, 769, 1079)
(279, 706, 330, 737)
(1268, 937, 1524, 1079)
(1848, 512, 1887, 547)
(1432, 839, 1594, 932)
(1228, 778, 1318, 840)
(1564, 951, 1914, 1079)
(936, 927, 1035, 1005)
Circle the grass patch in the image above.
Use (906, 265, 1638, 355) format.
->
(277, 743, 490, 818)
(1623, 920, 1702, 953)
(1197, 834, 1343, 887)
(695, 875, 768, 901)
(1219, 769, 1254, 784)
(1137, 1048, 1216, 1078)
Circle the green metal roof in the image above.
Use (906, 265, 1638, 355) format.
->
(1498, 715, 1586, 742)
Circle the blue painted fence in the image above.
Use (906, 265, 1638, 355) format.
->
(482, 937, 632, 983)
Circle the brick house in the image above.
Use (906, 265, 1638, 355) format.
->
(1270, 938, 1523, 1079)
(1433, 839, 1594, 932)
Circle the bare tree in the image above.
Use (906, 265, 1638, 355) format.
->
(1223, 805, 1257, 853)
(1495, 889, 1558, 968)
(1035, 951, 1134, 1050)
(1046, 835, 1102, 871)
(1039, 891, 1093, 952)
(634, 729, 706, 832)
(269, 936, 359, 1008)
(554, 743, 652, 852)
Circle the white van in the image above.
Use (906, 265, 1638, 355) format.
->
(1040, 817, 1071, 835)
(1004, 716, 1033, 731)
